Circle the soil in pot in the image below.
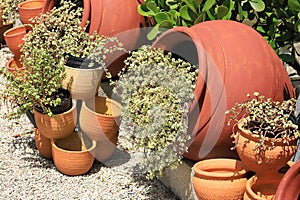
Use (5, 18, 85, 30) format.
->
(34, 88, 72, 114)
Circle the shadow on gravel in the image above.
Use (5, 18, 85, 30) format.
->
(7, 133, 55, 170)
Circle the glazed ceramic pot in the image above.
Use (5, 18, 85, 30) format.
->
(3, 25, 28, 67)
(79, 96, 121, 161)
(236, 118, 298, 178)
(34, 128, 52, 159)
(62, 64, 103, 100)
(51, 132, 96, 176)
(18, 0, 45, 25)
(34, 100, 77, 139)
(192, 158, 250, 200)
(152, 20, 295, 161)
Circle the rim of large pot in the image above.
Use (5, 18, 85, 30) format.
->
(193, 158, 248, 179)
(82, 96, 121, 118)
(51, 133, 96, 154)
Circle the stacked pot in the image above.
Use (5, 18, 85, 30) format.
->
(4, 0, 45, 72)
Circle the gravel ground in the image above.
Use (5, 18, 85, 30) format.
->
(0, 47, 178, 200)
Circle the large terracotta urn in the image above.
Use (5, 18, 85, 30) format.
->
(152, 20, 295, 161)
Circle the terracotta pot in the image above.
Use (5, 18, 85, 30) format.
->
(79, 96, 121, 141)
(42, 0, 59, 13)
(86, 0, 146, 79)
(95, 132, 118, 162)
(5, 57, 25, 78)
(244, 175, 280, 200)
(152, 20, 295, 161)
(34, 128, 52, 159)
(192, 158, 249, 200)
(51, 132, 96, 176)
(18, 0, 45, 25)
(236, 118, 298, 177)
(62, 64, 103, 100)
(275, 161, 300, 200)
(34, 100, 77, 139)
(3, 25, 28, 67)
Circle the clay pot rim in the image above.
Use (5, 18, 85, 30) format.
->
(3, 25, 28, 38)
(82, 96, 121, 118)
(51, 134, 97, 154)
(6, 57, 25, 70)
(34, 99, 77, 117)
(237, 117, 298, 144)
(18, 0, 45, 10)
(193, 158, 248, 179)
(64, 64, 104, 71)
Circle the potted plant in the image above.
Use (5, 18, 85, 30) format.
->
(0, 2, 84, 139)
(112, 45, 198, 179)
(27, 0, 124, 100)
(226, 92, 300, 198)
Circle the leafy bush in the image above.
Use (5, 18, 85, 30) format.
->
(113, 45, 198, 179)
(138, 0, 300, 66)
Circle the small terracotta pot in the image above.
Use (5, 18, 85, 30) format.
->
(79, 96, 121, 141)
(34, 128, 52, 159)
(192, 158, 249, 200)
(244, 175, 282, 200)
(95, 132, 118, 162)
(18, 0, 45, 25)
(34, 100, 77, 139)
(62, 65, 103, 100)
(236, 118, 298, 177)
(3, 25, 28, 67)
(51, 132, 96, 176)
(5, 57, 25, 78)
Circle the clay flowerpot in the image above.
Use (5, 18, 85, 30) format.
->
(34, 100, 77, 139)
(244, 175, 281, 200)
(4, 25, 28, 67)
(79, 96, 121, 161)
(192, 158, 250, 200)
(5, 57, 25, 78)
(152, 20, 295, 161)
(236, 118, 298, 178)
(51, 132, 96, 176)
(34, 128, 52, 159)
(18, 0, 45, 25)
(275, 161, 300, 200)
(62, 63, 103, 100)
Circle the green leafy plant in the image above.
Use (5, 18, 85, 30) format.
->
(226, 92, 300, 157)
(138, 0, 300, 67)
(0, 0, 124, 118)
(0, 0, 25, 24)
(113, 45, 198, 179)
